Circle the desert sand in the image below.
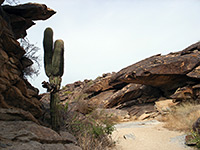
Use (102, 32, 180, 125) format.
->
(112, 120, 195, 150)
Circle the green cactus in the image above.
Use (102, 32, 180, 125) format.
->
(52, 40, 64, 77)
(42, 27, 64, 131)
(43, 27, 53, 77)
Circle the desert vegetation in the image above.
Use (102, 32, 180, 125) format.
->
(64, 109, 115, 150)
(20, 38, 41, 78)
(160, 103, 200, 132)
(159, 102, 200, 148)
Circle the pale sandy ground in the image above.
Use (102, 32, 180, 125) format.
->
(112, 120, 196, 150)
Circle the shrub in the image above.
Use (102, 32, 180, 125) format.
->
(65, 110, 115, 150)
(188, 130, 200, 148)
(20, 38, 41, 78)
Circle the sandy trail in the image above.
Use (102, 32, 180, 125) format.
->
(112, 120, 195, 150)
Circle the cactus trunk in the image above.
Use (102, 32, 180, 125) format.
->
(42, 27, 64, 131)
(49, 76, 62, 131)
(50, 89, 60, 131)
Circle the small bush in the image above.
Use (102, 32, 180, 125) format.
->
(189, 130, 200, 148)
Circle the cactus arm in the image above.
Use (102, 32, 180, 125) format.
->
(43, 27, 53, 77)
(52, 39, 64, 77)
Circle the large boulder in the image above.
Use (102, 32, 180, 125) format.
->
(2, 3, 56, 39)
(104, 83, 161, 108)
(0, 121, 81, 150)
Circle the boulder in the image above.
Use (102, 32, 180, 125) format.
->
(137, 113, 151, 120)
(104, 84, 161, 108)
(3, 86, 42, 118)
(0, 108, 39, 123)
(88, 90, 115, 108)
(123, 103, 157, 119)
(84, 74, 113, 93)
(2, 3, 56, 39)
(170, 86, 194, 102)
(155, 99, 178, 114)
(104, 84, 142, 108)
(0, 121, 80, 150)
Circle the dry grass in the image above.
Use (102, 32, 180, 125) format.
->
(64, 111, 116, 150)
(160, 102, 200, 132)
(77, 132, 115, 150)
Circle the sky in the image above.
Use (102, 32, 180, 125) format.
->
(4, 0, 200, 93)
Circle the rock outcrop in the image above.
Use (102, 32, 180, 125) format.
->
(0, 121, 81, 150)
(0, 2, 55, 119)
(2, 2, 56, 39)
(47, 41, 200, 121)
(110, 42, 200, 95)
(0, 2, 81, 150)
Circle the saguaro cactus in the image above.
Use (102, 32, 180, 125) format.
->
(42, 27, 64, 131)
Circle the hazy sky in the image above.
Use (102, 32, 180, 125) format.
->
(5, 0, 200, 93)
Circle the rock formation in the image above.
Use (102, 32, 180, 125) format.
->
(46, 41, 200, 121)
(0, 121, 81, 150)
(0, 2, 53, 119)
(110, 42, 200, 95)
(2, 2, 56, 39)
(0, 2, 81, 150)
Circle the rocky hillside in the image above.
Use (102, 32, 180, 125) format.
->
(1, 1, 200, 150)
(41, 41, 200, 121)
(0, 1, 81, 150)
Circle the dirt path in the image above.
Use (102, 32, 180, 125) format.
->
(112, 120, 195, 150)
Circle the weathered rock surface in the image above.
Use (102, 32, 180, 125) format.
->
(0, 108, 39, 123)
(104, 84, 162, 108)
(110, 42, 200, 94)
(0, 2, 56, 118)
(0, 121, 80, 150)
(2, 3, 56, 39)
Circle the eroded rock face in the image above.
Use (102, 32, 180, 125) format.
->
(0, 121, 80, 150)
(51, 41, 200, 121)
(2, 3, 56, 39)
(0, 108, 39, 123)
(109, 42, 200, 95)
(0, 2, 56, 119)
